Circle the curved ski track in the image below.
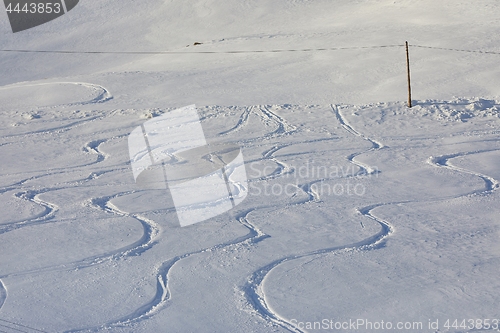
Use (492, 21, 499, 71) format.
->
(0, 81, 112, 106)
(219, 106, 253, 135)
(428, 151, 500, 195)
(245, 137, 342, 184)
(3, 93, 499, 332)
(69, 105, 302, 332)
(0, 133, 124, 238)
(16, 103, 393, 331)
(4, 115, 103, 140)
(0, 280, 5, 310)
(332, 104, 383, 175)
(66, 207, 272, 332)
(84, 193, 161, 261)
(240, 104, 500, 333)
(239, 105, 392, 332)
(0, 190, 159, 280)
(0, 189, 59, 236)
(0, 83, 116, 317)
(0, 81, 142, 312)
(0, 152, 157, 281)
(2, 82, 112, 141)
(220, 105, 297, 142)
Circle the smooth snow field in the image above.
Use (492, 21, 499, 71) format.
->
(1, 1, 500, 332)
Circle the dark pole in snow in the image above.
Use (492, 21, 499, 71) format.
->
(406, 41, 412, 108)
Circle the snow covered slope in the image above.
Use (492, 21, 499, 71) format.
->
(0, 1, 500, 332)
(1, 0, 500, 105)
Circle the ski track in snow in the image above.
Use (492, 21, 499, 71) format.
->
(0, 192, 161, 280)
(428, 151, 500, 195)
(71, 82, 113, 105)
(220, 105, 297, 144)
(2, 81, 112, 140)
(259, 105, 297, 135)
(0, 189, 59, 236)
(0, 132, 126, 239)
(3, 116, 103, 140)
(0, 280, 5, 311)
(239, 105, 391, 332)
(85, 193, 161, 260)
(0, 318, 50, 333)
(0, 159, 160, 280)
(219, 105, 253, 135)
(245, 137, 340, 184)
(66, 105, 301, 331)
(66, 208, 272, 332)
(0, 82, 113, 106)
(0, 84, 140, 273)
(240, 104, 500, 333)
(332, 104, 383, 176)
(83, 139, 109, 164)
(64, 103, 318, 332)
(2, 86, 500, 332)
(242, 214, 394, 333)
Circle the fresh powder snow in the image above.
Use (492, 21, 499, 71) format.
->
(0, 1, 499, 332)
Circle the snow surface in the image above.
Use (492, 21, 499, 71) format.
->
(1, 1, 500, 332)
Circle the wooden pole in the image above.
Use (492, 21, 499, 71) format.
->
(406, 41, 412, 108)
